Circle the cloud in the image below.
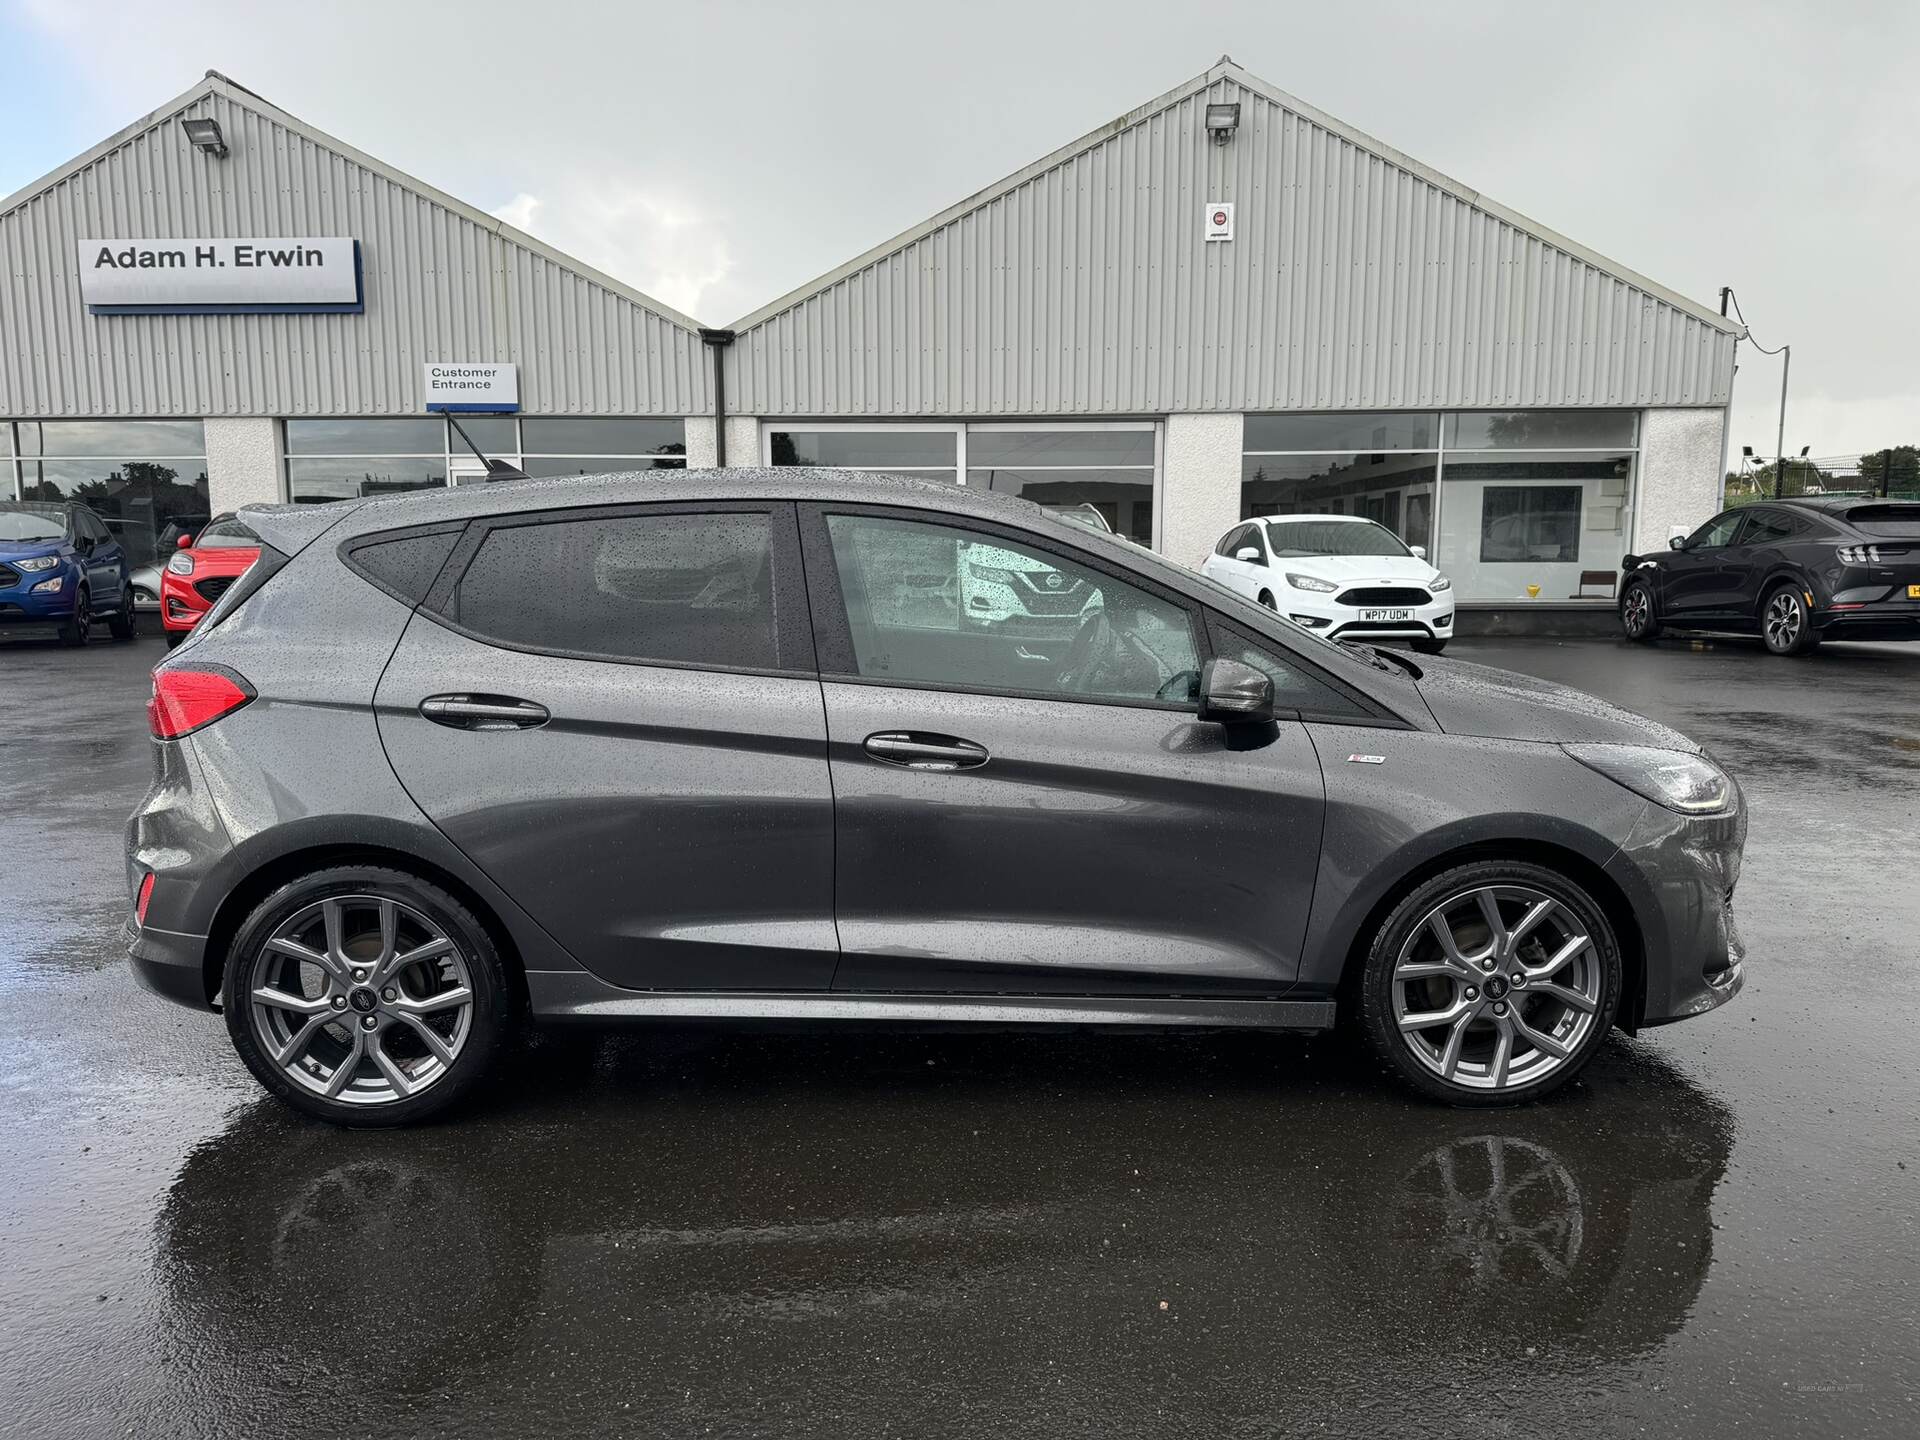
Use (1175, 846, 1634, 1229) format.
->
(490, 182, 733, 322)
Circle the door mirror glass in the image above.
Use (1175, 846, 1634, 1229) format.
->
(1234, 546, 1262, 564)
(1667, 535, 1687, 551)
(1409, 544, 1427, 560)
(1197, 657, 1275, 725)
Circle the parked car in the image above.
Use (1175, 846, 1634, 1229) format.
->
(159, 512, 262, 648)
(127, 471, 1746, 1124)
(1620, 497, 1920, 654)
(0, 500, 137, 646)
(1199, 514, 1454, 653)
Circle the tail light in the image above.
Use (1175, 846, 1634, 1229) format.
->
(1837, 544, 1909, 564)
(148, 666, 254, 739)
(135, 871, 156, 925)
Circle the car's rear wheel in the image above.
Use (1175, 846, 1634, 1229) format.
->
(223, 866, 514, 1126)
(58, 586, 90, 647)
(1357, 861, 1622, 1106)
(1762, 583, 1820, 656)
(1620, 578, 1661, 642)
(107, 585, 136, 640)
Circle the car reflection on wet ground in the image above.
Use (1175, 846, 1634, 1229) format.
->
(1, 631, 1916, 1438)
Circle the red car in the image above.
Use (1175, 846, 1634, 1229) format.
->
(161, 513, 260, 647)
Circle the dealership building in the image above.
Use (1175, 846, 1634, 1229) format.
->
(1, 60, 1737, 615)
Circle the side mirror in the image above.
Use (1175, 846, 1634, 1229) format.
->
(1409, 544, 1427, 560)
(1234, 546, 1262, 564)
(177, 533, 194, 549)
(1667, 535, 1687, 551)
(1197, 658, 1275, 725)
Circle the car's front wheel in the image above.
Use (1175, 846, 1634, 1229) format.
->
(1257, 590, 1277, 610)
(1620, 577, 1661, 642)
(1411, 638, 1448, 655)
(107, 585, 136, 640)
(1357, 861, 1622, 1105)
(58, 586, 90, 647)
(223, 866, 514, 1126)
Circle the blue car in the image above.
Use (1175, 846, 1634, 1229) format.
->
(0, 500, 138, 646)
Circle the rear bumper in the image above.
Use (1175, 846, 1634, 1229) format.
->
(1815, 603, 1920, 642)
(125, 917, 217, 1009)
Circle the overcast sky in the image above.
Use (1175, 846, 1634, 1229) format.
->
(4, 0, 1914, 458)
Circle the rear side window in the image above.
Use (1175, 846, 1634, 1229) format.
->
(347, 530, 461, 605)
(447, 511, 777, 669)
(1740, 511, 1796, 545)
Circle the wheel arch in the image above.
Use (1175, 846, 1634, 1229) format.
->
(200, 842, 532, 1015)
(1755, 565, 1814, 613)
(1331, 838, 1646, 1034)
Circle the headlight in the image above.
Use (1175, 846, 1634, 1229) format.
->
(1285, 572, 1339, 593)
(1428, 575, 1452, 592)
(15, 554, 59, 572)
(167, 552, 195, 575)
(968, 563, 1020, 585)
(1563, 743, 1732, 815)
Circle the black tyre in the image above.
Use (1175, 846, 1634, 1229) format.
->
(58, 586, 90, 647)
(1257, 590, 1277, 610)
(223, 866, 515, 1127)
(1620, 577, 1661, 642)
(1411, 638, 1448, 655)
(107, 586, 136, 640)
(1357, 860, 1622, 1106)
(1761, 582, 1820, 656)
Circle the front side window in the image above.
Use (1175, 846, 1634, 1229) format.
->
(823, 514, 1199, 706)
(1687, 511, 1745, 550)
(195, 515, 258, 549)
(448, 510, 777, 670)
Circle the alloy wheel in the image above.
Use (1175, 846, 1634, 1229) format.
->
(1764, 591, 1802, 651)
(248, 895, 474, 1106)
(1390, 884, 1603, 1093)
(1622, 586, 1650, 637)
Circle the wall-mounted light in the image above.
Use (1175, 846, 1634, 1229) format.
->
(1205, 102, 1240, 145)
(179, 116, 228, 158)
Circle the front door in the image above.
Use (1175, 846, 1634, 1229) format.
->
(374, 502, 838, 991)
(1661, 509, 1747, 618)
(800, 505, 1328, 996)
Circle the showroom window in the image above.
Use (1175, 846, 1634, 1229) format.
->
(1242, 410, 1638, 603)
(766, 422, 1160, 546)
(285, 417, 686, 502)
(4, 419, 209, 571)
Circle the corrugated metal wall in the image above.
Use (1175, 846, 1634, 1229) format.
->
(0, 88, 707, 419)
(730, 78, 1734, 417)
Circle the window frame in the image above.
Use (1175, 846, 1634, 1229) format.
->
(415, 500, 814, 678)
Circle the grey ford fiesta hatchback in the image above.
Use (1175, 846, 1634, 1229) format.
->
(126, 471, 1747, 1124)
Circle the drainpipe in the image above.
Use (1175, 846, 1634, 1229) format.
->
(699, 328, 736, 467)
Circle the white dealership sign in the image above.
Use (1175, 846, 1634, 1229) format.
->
(78, 237, 361, 312)
(424, 363, 520, 413)
(1204, 203, 1235, 242)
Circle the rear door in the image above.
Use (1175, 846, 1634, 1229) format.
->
(373, 502, 838, 992)
(1722, 507, 1798, 613)
(800, 503, 1334, 996)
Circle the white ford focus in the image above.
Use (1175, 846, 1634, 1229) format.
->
(1198, 514, 1454, 653)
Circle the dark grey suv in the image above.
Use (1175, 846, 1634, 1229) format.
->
(126, 471, 1746, 1123)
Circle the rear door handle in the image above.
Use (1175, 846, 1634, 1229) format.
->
(862, 732, 989, 771)
(419, 694, 550, 731)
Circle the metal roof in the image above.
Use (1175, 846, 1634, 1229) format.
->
(725, 57, 1737, 417)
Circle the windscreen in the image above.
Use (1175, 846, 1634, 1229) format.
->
(0, 505, 65, 542)
(1264, 519, 1411, 558)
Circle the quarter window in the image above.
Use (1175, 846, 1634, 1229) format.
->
(822, 514, 1200, 706)
(448, 511, 778, 670)
(1207, 630, 1368, 719)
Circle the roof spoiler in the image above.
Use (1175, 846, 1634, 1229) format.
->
(236, 499, 365, 556)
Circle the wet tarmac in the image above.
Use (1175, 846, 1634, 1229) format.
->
(1, 628, 1915, 1438)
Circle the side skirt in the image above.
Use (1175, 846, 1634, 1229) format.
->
(527, 972, 1335, 1031)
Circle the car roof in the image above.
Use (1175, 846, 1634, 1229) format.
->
(1772, 495, 1920, 524)
(1256, 514, 1373, 525)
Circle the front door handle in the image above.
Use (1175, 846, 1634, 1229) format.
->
(862, 732, 989, 771)
(419, 694, 550, 731)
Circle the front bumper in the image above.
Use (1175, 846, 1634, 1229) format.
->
(0, 582, 80, 622)
(1602, 778, 1749, 1028)
(1281, 592, 1455, 642)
